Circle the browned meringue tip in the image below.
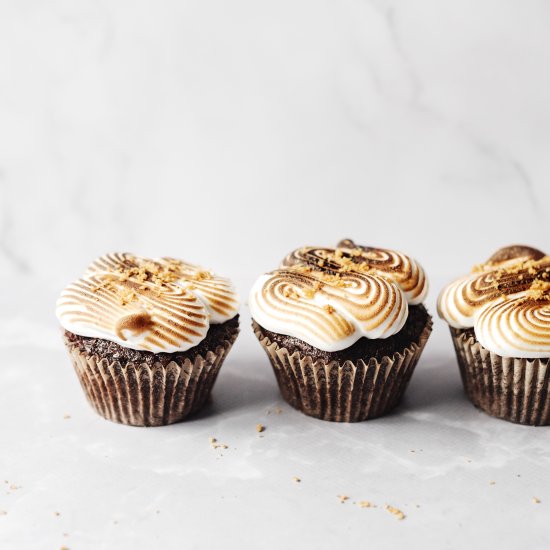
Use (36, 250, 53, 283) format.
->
(63, 324, 239, 427)
(252, 318, 432, 423)
(450, 327, 550, 426)
(487, 245, 545, 263)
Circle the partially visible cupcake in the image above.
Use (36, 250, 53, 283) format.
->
(56, 253, 239, 426)
(438, 245, 550, 426)
(249, 239, 432, 422)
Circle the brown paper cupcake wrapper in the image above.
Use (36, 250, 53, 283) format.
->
(450, 327, 550, 426)
(64, 326, 239, 427)
(253, 319, 432, 422)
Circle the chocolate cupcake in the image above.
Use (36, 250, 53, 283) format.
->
(249, 239, 432, 422)
(438, 245, 550, 426)
(56, 253, 239, 426)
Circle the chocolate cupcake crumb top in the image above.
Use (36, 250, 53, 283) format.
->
(56, 253, 239, 353)
(438, 245, 550, 358)
(249, 239, 428, 352)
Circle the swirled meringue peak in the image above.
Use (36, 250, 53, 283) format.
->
(249, 240, 428, 351)
(56, 253, 239, 353)
(438, 245, 550, 358)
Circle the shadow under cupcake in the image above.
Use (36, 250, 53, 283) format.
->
(249, 239, 432, 422)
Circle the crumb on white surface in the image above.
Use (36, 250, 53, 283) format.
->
(358, 501, 373, 508)
(385, 504, 405, 520)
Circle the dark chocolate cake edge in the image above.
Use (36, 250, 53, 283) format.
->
(63, 315, 240, 367)
(253, 305, 431, 363)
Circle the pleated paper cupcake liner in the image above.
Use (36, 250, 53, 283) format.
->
(450, 327, 550, 426)
(64, 325, 239, 427)
(252, 318, 432, 422)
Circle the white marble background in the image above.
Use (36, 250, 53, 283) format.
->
(1, 1, 550, 549)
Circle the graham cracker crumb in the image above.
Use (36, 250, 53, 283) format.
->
(526, 279, 550, 300)
(291, 264, 313, 275)
(302, 288, 316, 299)
(324, 304, 335, 314)
(337, 495, 349, 504)
(385, 504, 405, 520)
(358, 501, 373, 508)
(209, 437, 228, 450)
(118, 287, 137, 306)
(194, 271, 212, 281)
(256, 424, 266, 433)
(471, 263, 486, 273)
(282, 287, 300, 300)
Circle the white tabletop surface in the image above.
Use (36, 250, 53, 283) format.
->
(1, 275, 549, 550)
(1, 0, 550, 548)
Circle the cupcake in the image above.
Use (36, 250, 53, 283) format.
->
(249, 239, 432, 422)
(438, 245, 550, 426)
(56, 253, 239, 426)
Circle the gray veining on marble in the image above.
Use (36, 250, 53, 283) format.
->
(1, 1, 550, 548)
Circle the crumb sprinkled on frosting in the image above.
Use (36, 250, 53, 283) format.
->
(282, 287, 300, 299)
(526, 279, 550, 300)
(302, 288, 316, 299)
(193, 270, 213, 281)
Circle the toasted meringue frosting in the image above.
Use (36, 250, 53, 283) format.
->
(56, 253, 239, 353)
(438, 245, 550, 358)
(249, 240, 428, 352)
